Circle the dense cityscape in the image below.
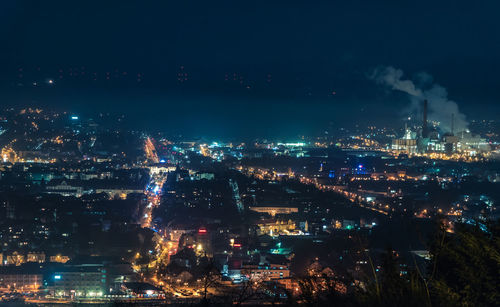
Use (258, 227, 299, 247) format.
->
(0, 105, 498, 305)
(1, 1, 500, 306)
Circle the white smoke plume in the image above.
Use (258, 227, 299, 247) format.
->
(370, 66, 468, 133)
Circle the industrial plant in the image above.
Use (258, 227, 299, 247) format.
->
(392, 100, 490, 156)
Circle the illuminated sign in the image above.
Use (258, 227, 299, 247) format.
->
(54, 275, 61, 280)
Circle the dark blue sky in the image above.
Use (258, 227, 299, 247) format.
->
(1, 1, 499, 137)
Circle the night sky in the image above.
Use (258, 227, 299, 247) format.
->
(1, 1, 499, 137)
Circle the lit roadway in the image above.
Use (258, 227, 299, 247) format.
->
(139, 140, 226, 300)
(141, 136, 166, 229)
(137, 138, 182, 297)
(141, 173, 165, 228)
(144, 136, 160, 164)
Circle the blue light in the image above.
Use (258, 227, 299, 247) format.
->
(159, 159, 166, 163)
(358, 164, 363, 169)
(71, 116, 79, 120)
(54, 275, 61, 280)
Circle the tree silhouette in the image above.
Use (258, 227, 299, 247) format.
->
(428, 220, 500, 306)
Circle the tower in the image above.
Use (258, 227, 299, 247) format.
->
(451, 113, 455, 135)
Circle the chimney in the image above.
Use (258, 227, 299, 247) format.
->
(451, 113, 454, 135)
(422, 99, 428, 138)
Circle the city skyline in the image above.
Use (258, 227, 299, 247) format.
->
(1, 1, 500, 136)
(0, 2, 499, 305)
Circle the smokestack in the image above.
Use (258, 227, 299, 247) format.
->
(451, 113, 454, 135)
(422, 99, 428, 138)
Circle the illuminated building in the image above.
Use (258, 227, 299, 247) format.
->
(256, 219, 297, 236)
(391, 100, 492, 158)
(0, 264, 42, 290)
(26, 252, 46, 263)
(245, 263, 290, 283)
(149, 165, 176, 176)
(45, 180, 85, 197)
(1, 147, 18, 163)
(5, 252, 25, 266)
(51, 264, 108, 297)
(50, 255, 70, 263)
(229, 254, 292, 288)
(177, 227, 214, 257)
(249, 206, 298, 216)
(458, 132, 491, 153)
(391, 128, 417, 154)
(193, 172, 215, 180)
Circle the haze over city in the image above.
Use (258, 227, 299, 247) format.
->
(0, 1, 499, 306)
(1, 1, 500, 137)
